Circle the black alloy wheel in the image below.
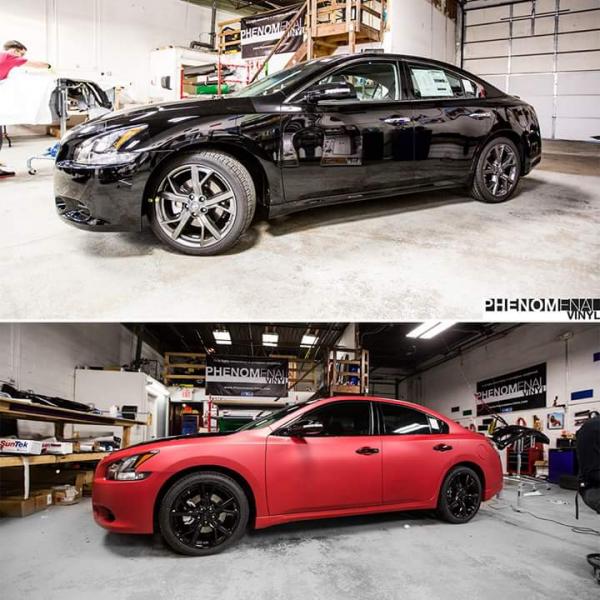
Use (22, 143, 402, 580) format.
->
(471, 137, 521, 203)
(159, 472, 249, 556)
(437, 466, 482, 524)
(148, 151, 256, 256)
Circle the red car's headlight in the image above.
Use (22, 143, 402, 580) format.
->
(105, 451, 159, 481)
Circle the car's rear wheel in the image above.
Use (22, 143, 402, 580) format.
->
(148, 151, 256, 255)
(471, 137, 521, 203)
(158, 472, 249, 556)
(437, 466, 482, 524)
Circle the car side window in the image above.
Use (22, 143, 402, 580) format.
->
(315, 61, 398, 102)
(380, 403, 447, 435)
(299, 401, 371, 436)
(408, 64, 486, 100)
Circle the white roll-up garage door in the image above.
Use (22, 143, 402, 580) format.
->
(462, 0, 600, 141)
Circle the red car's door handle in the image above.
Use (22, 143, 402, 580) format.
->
(433, 444, 453, 452)
(355, 446, 379, 455)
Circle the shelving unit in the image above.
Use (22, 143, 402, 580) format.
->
(327, 347, 369, 395)
(0, 396, 145, 457)
(163, 352, 207, 386)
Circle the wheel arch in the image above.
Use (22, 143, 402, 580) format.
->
(439, 461, 486, 501)
(472, 128, 526, 178)
(141, 141, 272, 218)
(153, 465, 258, 532)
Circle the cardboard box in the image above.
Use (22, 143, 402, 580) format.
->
(52, 484, 80, 505)
(0, 496, 36, 518)
(0, 438, 43, 455)
(42, 441, 74, 455)
(33, 489, 53, 510)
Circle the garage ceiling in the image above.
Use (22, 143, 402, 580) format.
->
(133, 322, 348, 359)
(131, 322, 518, 379)
(187, 0, 302, 14)
(360, 322, 520, 376)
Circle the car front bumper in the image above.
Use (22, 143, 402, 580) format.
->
(54, 158, 151, 232)
(92, 474, 162, 534)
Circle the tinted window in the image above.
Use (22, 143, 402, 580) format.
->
(409, 64, 486, 99)
(301, 401, 371, 436)
(317, 61, 398, 101)
(380, 403, 442, 435)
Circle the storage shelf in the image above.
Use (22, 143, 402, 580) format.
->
(0, 452, 108, 468)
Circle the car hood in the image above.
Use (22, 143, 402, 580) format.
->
(66, 96, 257, 140)
(123, 431, 235, 453)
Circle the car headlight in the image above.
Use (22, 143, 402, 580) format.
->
(73, 125, 147, 166)
(106, 450, 158, 481)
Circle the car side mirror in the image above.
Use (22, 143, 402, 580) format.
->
(305, 82, 357, 104)
(286, 420, 324, 437)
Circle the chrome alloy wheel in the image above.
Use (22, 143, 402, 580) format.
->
(169, 482, 241, 550)
(482, 143, 518, 197)
(154, 164, 237, 249)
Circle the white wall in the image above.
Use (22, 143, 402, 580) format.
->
(0, 0, 238, 102)
(0, 323, 163, 436)
(400, 323, 600, 455)
(385, 0, 457, 64)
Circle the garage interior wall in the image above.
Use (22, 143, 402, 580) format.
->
(385, 0, 457, 64)
(0, 0, 238, 102)
(462, 0, 600, 141)
(0, 323, 162, 400)
(400, 323, 600, 449)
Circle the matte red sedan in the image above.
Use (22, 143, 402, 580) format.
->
(92, 396, 503, 555)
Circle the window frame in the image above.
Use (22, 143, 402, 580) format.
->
(285, 58, 402, 105)
(374, 401, 450, 436)
(272, 400, 376, 437)
(400, 59, 493, 103)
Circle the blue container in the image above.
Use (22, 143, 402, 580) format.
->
(548, 448, 578, 483)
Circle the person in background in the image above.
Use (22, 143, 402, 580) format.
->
(0, 40, 52, 178)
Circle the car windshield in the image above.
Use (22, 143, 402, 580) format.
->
(232, 59, 331, 98)
(237, 400, 315, 430)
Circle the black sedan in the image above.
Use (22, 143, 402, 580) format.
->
(54, 53, 541, 255)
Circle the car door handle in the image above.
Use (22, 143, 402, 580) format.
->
(382, 116, 412, 126)
(468, 111, 492, 119)
(433, 444, 453, 452)
(355, 446, 380, 455)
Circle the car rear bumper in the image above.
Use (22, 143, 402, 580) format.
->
(92, 476, 158, 534)
(54, 159, 149, 232)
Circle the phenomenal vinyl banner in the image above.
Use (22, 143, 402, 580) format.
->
(476, 363, 547, 416)
(206, 357, 289, 397)
(240, 5, 304, 59)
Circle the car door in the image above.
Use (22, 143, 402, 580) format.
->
(266, 400, 382, 515)
(279, 59, 415, 208)
(400, 60, 496, 188)
(377, 402, 455, 505)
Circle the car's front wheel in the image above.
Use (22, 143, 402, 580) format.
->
(158, 472, 249, 556)
(470, 137, 521, 203)
(148, 151, 256, 255)
(437, 466, 482, 524)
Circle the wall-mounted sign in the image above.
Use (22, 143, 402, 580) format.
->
(240, 5, 305, 59)
(206, 356, 288, 398)
(476, 363, 547, 416)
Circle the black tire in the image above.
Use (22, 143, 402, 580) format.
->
(148, 151, 256, 256)
(471, 136, 521, 203)
(437, 466, 482, 524)
(158, 471, 249, 556)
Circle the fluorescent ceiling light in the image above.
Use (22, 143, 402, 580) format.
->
(406, 321, 457, 339)
(262, 332, 278, 347)
(301, 334, 318, 347)
(420, 321, 457, 339)
(406, 321, 438, 338)
(213, 329, 231, 345)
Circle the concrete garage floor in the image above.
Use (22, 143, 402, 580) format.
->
(0, 137, 599, 320)
(1, 483, 598, 600)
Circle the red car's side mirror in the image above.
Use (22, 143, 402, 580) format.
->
(287, 420, 324, 437)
